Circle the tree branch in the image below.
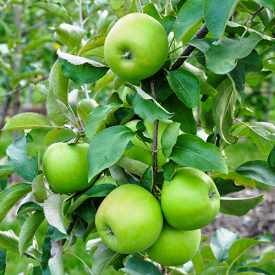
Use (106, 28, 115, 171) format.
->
(247, 6, 264, 27)
(171, 22, 209, 71)
(0, 73, 49, 98)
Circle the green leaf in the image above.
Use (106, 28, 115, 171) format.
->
(45, 128, 75, 146)
(200, 82, 218, 97)
(246, 71, 272, 87)
(213, 78, 238, 144)
(143, 3, 161, 21)
(22, 37, 53, 53)
(204, 0, 239, 40)
(161, 122, 181, 158)
(19, 211, 45, 258)
(57, 50, 109, 86)
(234, 267, 273, 275)
(116, 156, 149, 177)
(0, 57, 15, 75)
(205, 33, 262, 74)
(6, 135, 39, 182)
(85, 103, 121, 142)
(215, 178, 245, 195)
(192, 251, 204, 275)
(88, 125, 135, 181)
(200, 245, 217, 262)
(79, 34, 106, 56)
(121, 256, 161, 275)
(253, 0, 275, 10)
(242, 251, 275, 267)
(167, 70, 200, 108)
(48, 240, 65, 275)
(139, 167, 153, 192)
(235, 160, 275, 186)
(162, 94, 197, 135)
(53, 23, 86, 48)
(66, 184, 117, 217)
(132, 86, 173, 123)
(160, 15, 176, 36)
(47, 224, 68, 242)
(41, 236, 51, 274)
(0, 249, 7, 275)
(17, 202, 43, 215)
(2, 112, 53, 131)
(162, 161, 179, 181)
(263, 59, 275, 72)
(201, 266, 227, 275)
(268, 146, 275, 171)
(68, 89, 78, 117)
(170, 134, 228, 173)
(92, 242, 121, 275)
(174, 0, 204, 42)
(32, 173, 47, 203)
(127, 0, 142, 14)
(32, 266, 43, 275)
(242, 50, 263, 73)
(0, 165, 14, 180)
(229, 232, 274, 263)
(109, 0, 130, 18)
(0, 230, 19, 251)
(0, 177, 8, 192)
(31, 1, 72, 23)
(46, 89, 71, 127)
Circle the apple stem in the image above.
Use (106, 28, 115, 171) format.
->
(107, 227, 114, 235)
(209, 191, 217, 199)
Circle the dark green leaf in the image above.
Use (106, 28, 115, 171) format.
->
(170, 134, 228, 173)
(58, 50, 109, 86)
(88, 125, 135, 180)
(143, 3, 161, 21)
(42, 236, 51, 274)
(215, 178, 245, 196)
(235, 160, 275, 186)
(242, 50, 263, 73)
(115, 108, 135, 125)
(0, 177, 8, 192)
(253, 0, 275, 10)
(17, 202, 43, 215)
(162, 161, 179, 181)
(47, 224, 68, 242)
(32, 266, 43, 275)
(268, 146, 275, 171)
(200, 96, 215, 131)
(167, 70, 200, 108)
(160, 15, 176, 35)
(139, 167, 153, 192)
(0, 249, 7, 275)
(75, 199, 96, 223)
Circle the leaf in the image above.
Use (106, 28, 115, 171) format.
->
(116, 156, 149, 177)
(86, 238, 103, 254)
(233, 267, 273, 275)
(162, 94, 197, 135)
(32, 266, 43, 275)
(241, 50, 263, 73)
(200, 245, 217, 262)
(2, 112, 53, 131)
(0, 165, 14, 180)
(246, 71, 272, 87)
(213, 78, 238, 144)
(170, 134, 228, 173)
(143, 3, 161, 21)
(229, 232, 274, 263)
(160, 15, 176, 35)
(66, 184, 117, 217)
(174, 0, 204, 42)
(41, 236, 51, 274)
(88, 125, 135, 181)
(68, 89, 78, 117)
(132, 86, 173, 123)
(44, 194, 67, 235)
(161, 122, 181, 158)
(19, 211, 45, 258)
(167, 70, 200, 108)
(47, 224, 68, 242)
(0, 182, 32, 223)
(0, 249, 7, 275)
(92, 242, 121, 275)
(268, 146, 275, 171)
(121, 256, 161, 275)
(253, 0, 275, 10)
(30, 1, 72, 24)
(235, 160, 275, 186)
(0, 230, 19, 251)
(57, 50, 109, 86)
(85, 103, 121, 142)
(205, 33, 262, 74)
(45, 128, 75, 146)
(204, 0, 239, 40)
(127, 0, 142, 14)
(192, 251, 204, 275)
(48, 240, 65, 275)
(32, 173, 48, 203)
(17, 202, 43, 215)
(242, 251, 275, 267)
(0, 56, 15, 75)
(79, 34, 106, 56)
(201, 266, 227, 275)
(139, 167, 153, 192)
(214, 178, 245, 195)
(162, 161, 179, 181)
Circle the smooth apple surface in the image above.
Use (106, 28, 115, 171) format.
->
(95, 184, 163, 254)
(78, 98, 98, 122)
(146, 222, 201, 266)
(43, 142, 92, 193)
(104, 13, 168, 83)
(161, 167, 220, 230)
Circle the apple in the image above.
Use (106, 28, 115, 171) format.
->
(104, 13, 169, 84)
(95, 184, 163, 254)
(161, 167, 220, 230)
(146, 222, 201, 266)
(121, 86, 136, 107)
(78, 98, 98, 122)
(43, 142, 95, 193)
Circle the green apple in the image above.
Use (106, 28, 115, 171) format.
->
(78, 98, 98, 122)
(104, 13, 169, 83)
(93, 176, 117, 186)
(43, 142, 95, 193)
(95, 184, 163, 254)
(121, 86, 136, 107)
(146, 222, 201, 266)
(161, 167, 220, 230)
(123, 120, 154, 167)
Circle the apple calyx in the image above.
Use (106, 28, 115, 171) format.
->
(122, 51, 132, 59)
(208, 191, 217, 199)
(107, 227, 114, 235)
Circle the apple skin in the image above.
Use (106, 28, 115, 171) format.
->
(104, 13, 168, 83)
(161, 167, 220, 230)
(95, 184, 163, 254)
(121, 86, 136, 107)
(78, 98, 98, 122)
(43, 142, 94, 193)
(146, 222, 201, 266)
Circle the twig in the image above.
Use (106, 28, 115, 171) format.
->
(0, 95, 11, 131)
(216, 133, 221, 147)
(24, 252, 36, 260)
(61, 213, 78, 246)
(0, 73, 50, 98)
(171, 22, 209, 71)
(161, 266, 167, 275)
(247, 6, 264, 28)
(22, 21, 50, 36)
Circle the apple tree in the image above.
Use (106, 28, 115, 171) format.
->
(1, 0, 275, 274)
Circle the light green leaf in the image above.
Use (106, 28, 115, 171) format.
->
(79, 34, 106, 56)
(45, 128, 75, 146)
(0, 165, 14, 180)
(200, 266, 227, 275)
(19, 211, 45, 259)
(143, 3, 161, 21)
(88, 125, 135, 181)
(68, 89, 78, 117)
(0, 57, 15, 75)
(170, 134, 228, 173)
(246, 71, 272, 87)
(174, 0, 204, 42)
(48, 240, 65, 275)
(139, 167, 153, 192)
(44, 194, 67, 235)
(204, 0, 239, 40)
(109, 0, 130, 18)
(94, 70, 116, 93)
(0, 230, 19, 251)
(253, 0, 275, 10)
(22, 37, 53, 53)
(116, 156, 149, 177)
(242, 251, 275, 267)
(2, 113, 53, 131)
